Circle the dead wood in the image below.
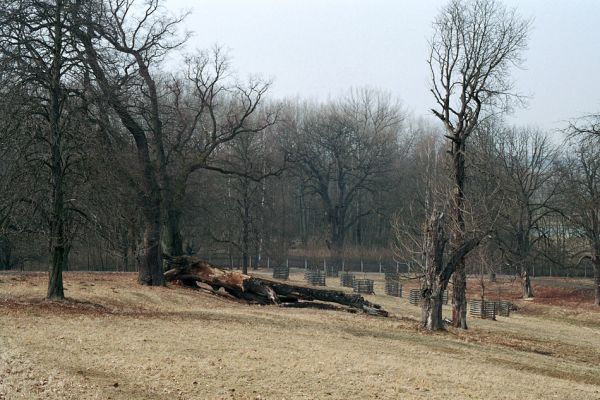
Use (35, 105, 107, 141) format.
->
(164, 256, 388, 317)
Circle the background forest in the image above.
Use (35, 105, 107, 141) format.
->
(0, 0, 598, 290)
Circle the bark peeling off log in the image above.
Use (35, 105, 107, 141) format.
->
(164, 257, 388, 317)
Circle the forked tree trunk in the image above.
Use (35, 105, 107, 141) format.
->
(421, 212, 447, 331)
(421, 211, 481, 331)
(421, 283, 447, 331)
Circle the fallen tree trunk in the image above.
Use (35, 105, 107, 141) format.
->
(164, 256, 388, 317)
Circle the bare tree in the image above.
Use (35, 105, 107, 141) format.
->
(73, 0, 188, 285)
(428, 0, 531, 328)
(557, 138, 600, 305)
(490, 127, 559, 298)
(160, 47, 274, 257)
(286, 90, 402, 267)
(0, 0, 92, 298)
(392, 132, 493, 330)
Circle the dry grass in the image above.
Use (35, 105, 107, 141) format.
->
(1, 271, 600, 399)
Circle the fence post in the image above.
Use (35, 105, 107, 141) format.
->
(304, 258, 307, 269)
(361, 259, 364, 273)
(267, 257, 270, 269)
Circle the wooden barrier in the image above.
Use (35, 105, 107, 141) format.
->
(494, 300, 511, 317)
(304, 270, 326, 286)
(340, 272, 355, 288)
(272, 265, 289, 280)
(409, 288, 422, 305)
(353, 279, 374, 294)
(469, 300, 496, 320)
(409, 289, 448, 305)
(385, 280, 402, 297)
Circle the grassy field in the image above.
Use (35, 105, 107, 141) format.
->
(1, 270, 599, 399)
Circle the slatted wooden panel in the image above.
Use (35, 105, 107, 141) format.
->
(304, 270, 326, 286)
(353, 279, 374, 294)
(339, 272, 355, 288)
(409, 288, 422, 305)
(469, 300, 496, 319)
(409, 289, 447, 305)
(272, 266, 289, 280)
(442, 290, 449, 305)
(385, 280, 402, 297)
(494, 300, 511, 317)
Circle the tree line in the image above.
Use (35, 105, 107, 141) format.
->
(0, 0, 598, 329)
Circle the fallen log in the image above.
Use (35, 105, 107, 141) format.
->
(164, 256, 388, 317)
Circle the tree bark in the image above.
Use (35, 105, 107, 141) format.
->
(452, 267, 468, 328)
(421, 212, 448, 330)
(451, 140, 468, 329)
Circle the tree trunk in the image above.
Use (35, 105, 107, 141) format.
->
(47, 1, 66, 300)
(330, 235, 344, 271)
(451, 140, 468, 329)
(0, 236, 11, 270)
(594, 272, 600, 306)
(452, 266, 468, 328)
(592, 256, 600, 306)
(241, 198, 250, 275)
(164, 206, 184, 257)
(48, 244, 66, 299)
(138, 200, 164, 286)
(521, 270, 534, 298)
(421, 212, 448, 331)
(422, 283, 446, 331)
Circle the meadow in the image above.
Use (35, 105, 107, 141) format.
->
(1, 270, 599, 399)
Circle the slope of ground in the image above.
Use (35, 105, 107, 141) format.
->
(0, 271, 599, 399)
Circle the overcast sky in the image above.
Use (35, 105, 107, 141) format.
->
(165, 0, 599, 134)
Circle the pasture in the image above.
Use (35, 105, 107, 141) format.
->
(1, 271, 599, 399)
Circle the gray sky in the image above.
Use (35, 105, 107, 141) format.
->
(165, 0, 600, 133)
